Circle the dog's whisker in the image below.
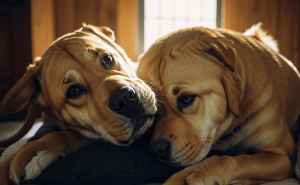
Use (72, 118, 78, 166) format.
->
(146, 79, 164, 87)
(100, 128, 112, 138)
(155, 104, 164, 115)
(174, 137, 212, 157)
(155, 101, 165, 113)
(213, 139, 228, 149)
(149, 80, 173, 92)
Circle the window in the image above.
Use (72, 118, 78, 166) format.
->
(139, 0, 221, 54)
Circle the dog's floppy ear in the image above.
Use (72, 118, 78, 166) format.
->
(0, 58, 42, 116)
(221, 71, 241, 118)
(205, 41, 241, 117)
(99, 26, 115, 41)
(82, 23, 115, 41)
(205, 41, 236, 72)
(0, 58, 42, 146)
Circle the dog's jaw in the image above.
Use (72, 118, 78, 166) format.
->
(69, 127, 102, 140)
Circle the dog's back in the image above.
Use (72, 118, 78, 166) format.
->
(245, 23, 300, 178)
(247, 23, 300, 126)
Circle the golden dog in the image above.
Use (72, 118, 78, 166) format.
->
(137, 23, 300, 185)
(0, 24, 156, 185)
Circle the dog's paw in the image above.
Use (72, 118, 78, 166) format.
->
(2, 141, 62, 185)
(164, 170, 224, 185)
(8, 149, 60, 185)
(185, 172, 205, 185)
(163, 167, 195, 185)
(0, 153, 17, 185)
(23, 151, 59, 181)
(164, 159, 227, 185)
(185, 172, 225, 185)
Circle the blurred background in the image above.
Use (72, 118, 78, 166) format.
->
(0, 0, 299, 121)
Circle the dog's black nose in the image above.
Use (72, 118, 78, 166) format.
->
(151, 139, 170, 160)
(109, 86, 138, 114)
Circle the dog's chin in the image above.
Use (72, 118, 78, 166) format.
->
(132, 115, 155, 135)
(160, 147, 212, 167)
(158, 157, 199, 167)
(162, 156, 204, 167)
(159, 158, 187, 167)
(113, 115, 155, 146)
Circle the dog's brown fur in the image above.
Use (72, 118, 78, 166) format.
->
(0, 24, 156, 185)
(137, 24, 300, 185)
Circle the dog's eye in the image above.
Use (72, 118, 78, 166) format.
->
(177, 94, 196, 111)
(102, 54, 114, 67)
(67, 85, 85, 99)
(181, 95, 192, 104)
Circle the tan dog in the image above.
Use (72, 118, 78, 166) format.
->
(137, 23, 300, 185)
(0, 24, 156, 185)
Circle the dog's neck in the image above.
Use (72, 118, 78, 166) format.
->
(218, 124, 241, 141)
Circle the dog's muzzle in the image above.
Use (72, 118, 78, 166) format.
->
(151, 139, 171, 160)
(109, 85, 154, 134)
(150, 139, 184, 166)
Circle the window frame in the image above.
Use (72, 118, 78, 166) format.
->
(138, 0, 222, 56)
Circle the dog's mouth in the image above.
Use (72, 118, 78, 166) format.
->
(156, 149, 211, 167)
(132, 114, 154, 133)
(115, 114, 154, 145)
(150, 138, 213, 167)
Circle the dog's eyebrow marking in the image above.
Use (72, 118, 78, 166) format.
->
(64, 69, 79, 84)
(172, 86, 180, 95)
(83, 49, 96, 61)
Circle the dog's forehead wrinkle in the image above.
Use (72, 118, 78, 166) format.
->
(57, 45, 82, 64)
(55, 37, 116, 66)
(165, 56, 221, 83)
(165, 78, 222, 100)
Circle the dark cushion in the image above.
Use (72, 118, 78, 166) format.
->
(26, 122, 184, 185)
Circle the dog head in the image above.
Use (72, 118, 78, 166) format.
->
(137, 27, 241, 166)
(0, 24, 157, 146)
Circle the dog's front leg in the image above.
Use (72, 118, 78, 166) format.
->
(164, 149, 295, 185)
(0, 130, 93, 185)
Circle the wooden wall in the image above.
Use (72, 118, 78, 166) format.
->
(31, 0, 55, 59)
(117, 0, 138, 62)
(224, 0, 300, 70)
(0, 0, 32, 96)
(31, 0, 118, 58)
(54, 0, 117, 38)
(31, 0, 139, 61)
(0, 0, 33, 121)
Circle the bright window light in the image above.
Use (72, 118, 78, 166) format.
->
(144, 0, 217, 52)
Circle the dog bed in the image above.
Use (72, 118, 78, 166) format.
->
(22, 122, 183, 185)
(2, 122, 300, 185)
